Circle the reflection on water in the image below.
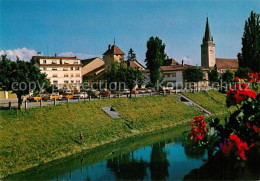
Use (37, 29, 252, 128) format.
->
(5, 126, 207, 181)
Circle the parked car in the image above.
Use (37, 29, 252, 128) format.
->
(100, 89, 111, 97)
(122, 89, 130, 94)
(145, 88, 152, 93)
(131, 89, 139, 94)
(87, 89, 100, 98)
(137, 88, 145, 93)
(27, 94, 43, 102)
(62, 93, 74, 99)
(73, 93, 88, 99)
(42, 94, 60, 101)
(146, 87, 156, 91)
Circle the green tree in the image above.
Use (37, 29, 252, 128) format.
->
(103, 62, 121, 89)
(222, 70, 234, 84)
(0, 55, 49, 109)
(127, 48, 137, 61)
(235, 67, 252, 79)
(121, 67, 144, 98)
(145, 36, 167, 86)
(183, 67, 204, 91)
(208, 68, 219, 84)
(183, 67, 204, 82)
(238, 11, 260, 72)
(104, 61, 144, 97)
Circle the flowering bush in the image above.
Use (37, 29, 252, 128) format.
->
(226, 83, 257, 106)
(190, 116, 208, 143)
(189, 72, 260, 162)
(221, 134, 249, 160)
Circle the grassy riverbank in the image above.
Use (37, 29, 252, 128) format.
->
(0, 95, 201, 178)
(5, 123, 190, 180)
(182, 90, 236, 119)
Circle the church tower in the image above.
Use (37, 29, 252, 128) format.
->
(201, 17, 216, 68)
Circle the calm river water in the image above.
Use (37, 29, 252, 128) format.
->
(5, 125, 207, 181)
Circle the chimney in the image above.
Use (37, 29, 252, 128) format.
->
(108, 44, 111, 50)
(182, 60, 184, 66)
(55, 53, 57, 57)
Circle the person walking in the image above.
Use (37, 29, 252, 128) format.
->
(80, 132, 84, 145)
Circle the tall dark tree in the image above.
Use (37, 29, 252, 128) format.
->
(208, 68, 219, 84)
(145, 36, 167, 86)
(0, 55, 49, 109)
(238, 11, 260, 72)
(150, 141, 169, 180)
(222, 70, 234, 85)
(235, 67, 252, 79)
(127, 48, 137, 61)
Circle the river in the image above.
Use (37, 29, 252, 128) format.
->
(5, 124, 207, 181)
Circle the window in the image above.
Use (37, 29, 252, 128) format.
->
(74, 61, 78, 64)
(71, 80, 74, 83)
(76, 80, 80, 83)
(52, 60, 58, 64)
(53, 80, 58, 84)
(53, 74, 58, 77)
(64, 74, 69, 77)
(75, 67, 80, 70)
(70, 67, 73, 70)
(172, 72, 176, 77)
(43, 67, 47, 70)
(70, 74, 74, 77)
(64, 60, 69, 64)
(52, 67, 57, 71)
(76, 73, 80, 77)
(64, 81, 69, 84)
(63, 67, 68, 71)
(43, 60, 47, 64)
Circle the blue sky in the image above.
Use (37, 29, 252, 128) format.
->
(0, 0, 259, 66)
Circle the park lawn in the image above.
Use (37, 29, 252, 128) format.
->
(0, 95, 201, 178)
(182, 90, 236, 117)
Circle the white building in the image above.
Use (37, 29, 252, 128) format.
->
(33, 55, 82, 88)
(145, 59, 209, 89)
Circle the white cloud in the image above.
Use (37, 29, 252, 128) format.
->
(182, 56, 193, 65)
(0, 47, 38, 61)
(58, 52, 98, 59)
(0, 48, 99, 61)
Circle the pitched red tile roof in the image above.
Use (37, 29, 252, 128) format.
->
(128, 60, 146, 70)
(103, 45, 125, 55)
(145, 64, 209, 73)
(32, 56, 79, 60)
(215, 58, 238, 69)
(164, 58, 180, 65)
(83, 65, 105, 77)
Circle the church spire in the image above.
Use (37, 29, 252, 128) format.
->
(203, 17, 213, 43)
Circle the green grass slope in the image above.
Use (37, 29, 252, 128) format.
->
(0, 95, 201, 178)
(182, 90, 236, 117)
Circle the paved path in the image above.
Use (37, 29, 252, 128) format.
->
(0, 87, 214, 110)
(179, 94, 214, 117)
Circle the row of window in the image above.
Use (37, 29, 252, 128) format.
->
(53, 80, 81, 84)
(42, 60, 79, 64)
(52, 73, 80, 78)
(41, 67, 80, 71)
(163, 73, 176, 77)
